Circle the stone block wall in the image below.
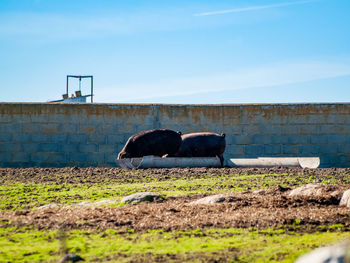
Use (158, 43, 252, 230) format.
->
(0, 103, 349, 167)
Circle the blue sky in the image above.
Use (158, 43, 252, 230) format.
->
(0, 0, 349, 104)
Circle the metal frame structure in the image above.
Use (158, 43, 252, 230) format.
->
(66, 75, 94, 103)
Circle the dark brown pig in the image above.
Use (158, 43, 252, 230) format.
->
(117, 129, 182, 159)
(176, 132, 226, 166)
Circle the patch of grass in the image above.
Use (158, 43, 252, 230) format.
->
(0, 172, 344, 210)
(0, 227, 349, 262)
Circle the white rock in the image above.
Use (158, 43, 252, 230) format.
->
(121, 192, 163, 204)
(295, 241, 350, 263)
(94, 199, 119, 206)
(289, 184, 339, 198)
(37, 203, 59, 209)
(70, 201, 93, 207)
(340, 189, 350, 208)
(190, 194, 226, 205)
(253, 189, 266, 195)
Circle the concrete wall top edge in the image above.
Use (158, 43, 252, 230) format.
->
(1, 102, 350, 107)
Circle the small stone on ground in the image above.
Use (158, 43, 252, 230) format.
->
(58, 253, 84, 262)
(121, 192, 163, 204)
(340, 189, 350, 208)
(289, 184, 340, 198)
(190, 194, 227, 205)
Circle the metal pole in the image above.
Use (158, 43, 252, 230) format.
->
(91, 76, 93, 103)
(66, 76, 69, 96)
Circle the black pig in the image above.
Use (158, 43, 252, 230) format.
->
(117, 129, 182, 159)
(176, 132, 226, 166)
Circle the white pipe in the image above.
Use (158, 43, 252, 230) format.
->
(116, 156, 221, 169)
(116, 156, 320, 169)
(226, 157, 320, 169)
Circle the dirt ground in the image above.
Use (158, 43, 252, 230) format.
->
(1, 167, 350, 233)
(1, 166, 350, 184)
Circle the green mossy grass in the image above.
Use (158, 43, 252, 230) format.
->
(0, 172, 344, 210)
(1, 227, 349, 262)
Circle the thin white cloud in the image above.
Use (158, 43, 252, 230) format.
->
(0, 13, 128, 39)
(194, 0, 319, 17)
(96, 59, 350, 102)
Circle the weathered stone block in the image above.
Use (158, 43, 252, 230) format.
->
(78, 144, 98, 153)
(327, 114, 346, 124)
(0, 153, 11, 162)
(319, 145, 338, 154)
(0, 143, 22, 152)
(96, 124, 116, 134)
(38, 143, 60, 152)
(281, 125, 301, 135)
(86, 153, 105, 164)
(60, 144, 79, 153)
(41, 123, 60, 134)
(68, 134, 87, 143)
(0, 133, 12, 142)
(299, 145, 321, 155)
(59, 123, 78, 133)
(31, 152, 49, 163)
(32, 134, 50, 143)
(226, 145, 244, 156)
(226, 125, 241, 135)
(22, 123, 40, 133)
(270, 135, 289, 144)
(287, 135, 309, 145)
(68, 153, 88, 163)
(310, 135, 328, 144)
(0, 123, 21, 133)
(259, 125, 282, 135)
(338, 143, 350, 154)
(264, 145, 281, 155)
(242, 125, 260, 135)
(305, 114, 328, 124)
(0, 113, 13, 123)
(22, 143, 40, 153)
(253, 135, 272, 144)
(115, 123, 138, 134)
(11, 133, 31, 143)
(327, 134, 350, 144)
(98, 144, 114, 153)
(320, 154, 341, 166)
(281, 145, 300, 155)
(78, 124, 96, 134)
(29, 114, 49, 123)
(244, 145, 264, 156)
(105, 153, 118, 165)
(319, 124, 349, 134)
(107, 134, 124, 144)
(231, 135, 253, 145)
(49, 134, 68, 143)
(11, 152, 30, 162)
(299, 125, 319, 135)
(87, 134, 106, 144)
(46, 153, 67, 163)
